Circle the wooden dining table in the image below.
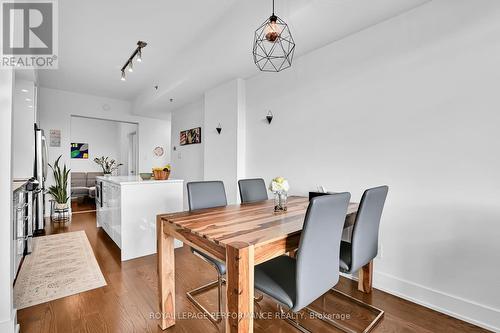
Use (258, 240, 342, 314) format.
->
(156, 196, 373, 332)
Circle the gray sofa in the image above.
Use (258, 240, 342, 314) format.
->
(71, 172, 103, 199)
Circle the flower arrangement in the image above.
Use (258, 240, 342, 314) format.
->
(47, 155, 70, 208)
(269, 176, 289, 212)
(93, 156, 123, 175)
(269, 176, 290, 193)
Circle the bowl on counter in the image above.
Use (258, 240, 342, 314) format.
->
(139, 173, 152, 180)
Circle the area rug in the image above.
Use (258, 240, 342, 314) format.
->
(14, 231, 107, 309)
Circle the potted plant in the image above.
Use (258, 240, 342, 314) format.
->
(93, 156, 123, 176)
(47, 155, 70, 210)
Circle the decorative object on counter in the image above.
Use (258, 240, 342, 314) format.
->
(139, 173, 152, 180)
(253, 0, 295, 72)
(216, 123, 222, 134)
(153, 146, 164, 157)
(49, 129, 61, 147)
(180, 127, 201, 145)
(266, 110, 273, 124)
(152, 164, 171, 180)
(47, 155, 70, 211)
(70, 143, 89, 159)
(269, 176, 290, 212)
(93, 156, 123, 176)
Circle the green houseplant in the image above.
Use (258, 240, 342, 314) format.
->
(47, 155, 70, 210)
(93, 156, 122, 176)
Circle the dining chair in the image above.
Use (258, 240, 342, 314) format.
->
(327, 185, 389, 333)
(185, 181, 227, 325)
(238, 178, 268, 203)
(253, 193, 351, 332)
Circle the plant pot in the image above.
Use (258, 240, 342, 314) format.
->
(153, 170, 170, 180)
(104, 173, 112, 177)
(55, 202, 69, 211)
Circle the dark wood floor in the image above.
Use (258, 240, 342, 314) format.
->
(17, 212, 488, 333)
(71, 198, 96, 213)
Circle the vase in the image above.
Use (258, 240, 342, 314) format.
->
(274, 191, 288, 212)
(104, 173, 111, 177)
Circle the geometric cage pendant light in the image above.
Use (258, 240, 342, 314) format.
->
(253, 0, 295, 72)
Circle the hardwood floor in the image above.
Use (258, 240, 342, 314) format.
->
(71, 198, 96, 213)
(17, 212, 489, 333)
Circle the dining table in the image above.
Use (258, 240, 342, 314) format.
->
(156, 196, 372, 332)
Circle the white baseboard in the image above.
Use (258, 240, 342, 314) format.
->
(341, 270, 500, 332)
(0, 309, 18, 333)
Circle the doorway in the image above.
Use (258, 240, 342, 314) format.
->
(69, 116, 139, 212)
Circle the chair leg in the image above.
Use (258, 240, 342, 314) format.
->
(279, 305, 311, 333)
(305, 288, 384, 333)
(278, 288, 384, 333)
(186, 274, 224, 325)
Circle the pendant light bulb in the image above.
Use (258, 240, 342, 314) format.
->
(137, 49, 142, 62)
(264, 16, 280, 42)
(128, 61, 134, 72)
(121, 71, 126, 81)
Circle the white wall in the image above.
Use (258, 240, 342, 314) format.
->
(12, 78, 36, 180)
(204, 79, 246, 204)
(244, 0, 500, 330)
(0, 70, 17, 333)
(38, 88, 171, 210)
(170, 99, 205, 209)
(70, 117, 122, 172)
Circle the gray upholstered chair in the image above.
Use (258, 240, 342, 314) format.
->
(186, 181, 227, 324)
(254, 193, 351, 331)
(238, 178, 268, 203)
(328, 185, 388, 333)
(340, 185, 388, 274)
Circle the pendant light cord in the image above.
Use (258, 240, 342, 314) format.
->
(272, 0, 275, 15)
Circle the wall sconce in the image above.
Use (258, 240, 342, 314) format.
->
(266, 110, 273, 124)
(216, 123, 222, 134)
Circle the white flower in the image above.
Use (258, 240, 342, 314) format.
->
(269, 177, 290, 193)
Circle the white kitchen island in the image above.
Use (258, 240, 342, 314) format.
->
(96, 176, 183, 261)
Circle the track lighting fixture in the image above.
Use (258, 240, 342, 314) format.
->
(120, 40, 147, 80)
(216, 123, 222, 134)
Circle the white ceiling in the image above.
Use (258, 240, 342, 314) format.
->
(38, 0, 429, 118)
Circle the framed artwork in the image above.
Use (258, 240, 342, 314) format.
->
(180, 127, 201, 146)
(49, 129, 61, 147)
(71, 143, 89, 159)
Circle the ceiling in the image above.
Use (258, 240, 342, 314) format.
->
(38, 0, 430, 118)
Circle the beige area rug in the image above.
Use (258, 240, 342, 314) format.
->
(14, 231, 107, 309)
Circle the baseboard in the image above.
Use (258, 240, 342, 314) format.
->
(341, 270, 500, 332)
(0, 309, 18, 333)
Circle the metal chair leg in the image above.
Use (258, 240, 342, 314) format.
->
(186, 274, 224, 325)
(278, 288, 384, 333)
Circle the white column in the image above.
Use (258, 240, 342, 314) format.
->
(204, 79, 246, 204)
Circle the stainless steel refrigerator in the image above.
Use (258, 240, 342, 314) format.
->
(34, 124, 48, 234)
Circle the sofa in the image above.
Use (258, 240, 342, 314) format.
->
(71, 172, 103, 199)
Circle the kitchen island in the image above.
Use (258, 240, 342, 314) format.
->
(96, 176, 183, 261)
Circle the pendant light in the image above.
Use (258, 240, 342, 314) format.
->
(253, 0, 295, 72)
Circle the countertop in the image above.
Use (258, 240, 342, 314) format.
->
(12, 179, 29, 192)
(96, 175, 184, 186)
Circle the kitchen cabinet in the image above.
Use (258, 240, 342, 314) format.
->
(96, 176, 183, 261)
